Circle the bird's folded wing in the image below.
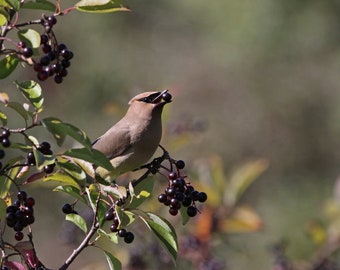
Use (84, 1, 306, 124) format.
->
(92, 126, 131, 161)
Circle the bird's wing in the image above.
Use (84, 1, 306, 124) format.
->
(92, 126, 132, 160)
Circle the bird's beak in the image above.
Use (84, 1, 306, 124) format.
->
(151, 89, 171, 104)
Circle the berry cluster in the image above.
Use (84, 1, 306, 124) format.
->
(0, 130, 11, 148)
(62, 203, 78, 215)
(27, 141, 56, 174)
(158, 161, 207, 217)
(29, 15, 74, 84)
(6, 191, 35, 241)
(105, 207, 134, 244)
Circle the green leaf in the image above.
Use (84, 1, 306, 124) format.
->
(44, 172, 81, 189)
(53, 185, 86, 204)
(0, 159, 24, 198)
(98, 229, 118, 244)
(128, 177, 154, 209)
(100, 184, 127, 199)
(33, 148, 55, 169)
(104, 251, 122, 270)
(66, 213, 87, 234)
(17, 29, 41, 49)
(140, 212, 178, 263)
(5, 0, 20, 11)
(0, 13, 7, 26)
(0, 55, 19, 79)
(0, 174, 12, 199)
(76, 0, 130, 13)
(14, 80, 44, 111)
(58, 158, 86, 182)
(41, 117, 92, 147)
(115, 206, 135, 227)
(63, 148, 113, 171)
(179, 207, 190, 225)
(0, 111, 7, 126)
(22, 0, 56, 11)
(0, 198, 7, 222)
(7, 101, 31, 121)
(224, 159, 269, 207)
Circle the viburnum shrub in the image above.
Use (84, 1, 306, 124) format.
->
(0, 1, 207, 269)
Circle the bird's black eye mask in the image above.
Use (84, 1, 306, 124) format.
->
(138, 92, 162, 104)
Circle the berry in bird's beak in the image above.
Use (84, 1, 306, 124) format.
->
(161, 91, 172, 103)
(151, 90, 172, 104)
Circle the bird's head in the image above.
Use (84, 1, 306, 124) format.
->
(129, 90, 172, 107)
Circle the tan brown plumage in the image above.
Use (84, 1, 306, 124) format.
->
(92, 90, 171, 180)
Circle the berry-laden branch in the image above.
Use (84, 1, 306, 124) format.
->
(58, 188, 101, 270)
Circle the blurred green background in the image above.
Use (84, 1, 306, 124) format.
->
(5, 0, 340, 269)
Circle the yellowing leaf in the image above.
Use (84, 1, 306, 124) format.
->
(44, 172, 81, 189)
(220, 206, 263, 233)
(0, 55, 19, 79)
(224, 159, 269, 207)
(306, 220, 326, 245)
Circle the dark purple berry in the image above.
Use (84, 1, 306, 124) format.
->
(13, 222, 23, 232)
(47, 16, 57, 25)
(40, 55, 50, 66)
(42, 44, 52, 53)
(61, 59, 71, 68)
(33, 63, 43, 72)
(17, 191, 27, 201)
(62, 203, 73, 214)
(158, 193, 167, 203)
(6, 213, 16, 227)
(6, 205, 18, 213)
(182, 196, 192, 207)
(105, 209, 114, 221)
(169, 208, 178, 216)
(176, 160, 185, 169)
(15, 231, 24, 241)
(124, 232, 134, 243)
(187, 206, 197, 217)
(110, 223, 118, 233)
(58, 43, 67, 51)
(18, 41, 26, 48)
(44, 163, 55, 174)
(185, 185, 195, 195)
(162, 92, 172, 103)
(59, 68, 68, 77)
(54, 75, 63, 84)
(6, 212, 15, 222)
(168, 172, 177, 180)
(48, 51, 56, 61)
(170, 198, 181, 209)
(165, 187, 175, 196)
(26, 215, 35, 225)
(27, 152, 36, 165)
(118, 228, 127, 237)
(39, 141, 51, 153)
(26, 197, 35, 207)
(51, 63, 62, 73)
(22, 47, 33, 58)
(61, 49, 71, 59)
(2, 138, 10, 147)
(197, 192, 207, 203)
(174, 192, 185, 201)
(0, 149, 5, 159)
(37, 70, 48, 81)
(40, 34, 49, 44)
(191, 190, 200, 201)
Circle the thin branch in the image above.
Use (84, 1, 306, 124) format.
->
(58, 189, 101, 270)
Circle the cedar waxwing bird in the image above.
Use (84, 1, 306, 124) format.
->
(92, 90, 172, 181)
